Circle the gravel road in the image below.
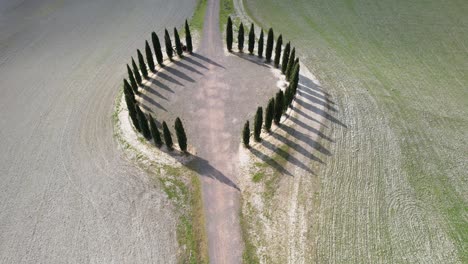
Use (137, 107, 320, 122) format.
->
(0, 0, 196, 263)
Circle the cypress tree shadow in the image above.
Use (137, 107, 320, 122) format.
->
(164, 65, 196, 82)
(287, 115, 334, 142)
(299, 74, 330, 96)
(184, 56, 209, 70)
(148, 76, 175, 93)
(249, 147, 293, 176)
(192, 53, 225, 69)
(274, 125, 331, 157)
(295, 97, 346, 128)
(270, 130, 327, 161)
(260, 139, 315, 174)
(141, 84, 168, 100)
(157, 72, 184, 86)
(231, 52, 269, 68)
(139, 93, 168, 111)
(186, 156, 240, 191)
(173, 60, 204, 75)
(298, 89, 337, 112)
(298, 85, 334, 105)
(290, 106, 328, 128)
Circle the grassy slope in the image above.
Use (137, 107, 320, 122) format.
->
(244, 0, 467, 263)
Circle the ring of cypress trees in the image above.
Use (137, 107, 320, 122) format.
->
(131, 57, 143, 86)
(127, 64, 139, 94)
(185, 20, 193, 54)
(265, 28, 274, 62)
(145, 41, 155, 73)
(151, 32, 164, 66)
(258, 29, 264, 58)
(248, 23, 255, 54)
(238, 22, 244, 52)
(162, 121, 173, 150)
(174, 28, 183, 57)
(274, 34, 283, 68)
(226, 17, 233, 52)
(281, 42, 291, 74)
(253, 107, 263, 142)
(242, 121, 250, 147)
(164, 29, 173, 61)
(174, 117, 188, 152)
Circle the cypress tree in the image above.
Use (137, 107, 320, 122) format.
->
(123, 80, 139, 131)
(185, 20, 193, 54)
(151, 32, 164, 66)
(174, 28, 183, 57)
(265, 97, 275, 132)
(274, 34, 283, 68)
(281, 42, 291, 74)
(136, 105, 151, 139)
(148, 114, 162, 147)
(164, 29, 173, 60)
(238, 22, 244, 52)
(288, 58, 299, 82)
(290, 61, 300, 95)
(145, 41, 156, 73)
(162, 121, 173, 150)
(284, 86, 293, 111)
(123, 79, 135, 102)
(242, 121, 250, 147)
(132, 57, 142, 86)
(127, 64, 139, 94)
(226, 16, 233, 52)
(274, 90, 284, 125)
(248, 23, 255, 54)
(174, 117, 188, 152)
(285, 48, 296, 80)
(253, 107, 263, 142)
(258, 29, 264, 58)
(137, 49, 148, 79)
(265, 28, 274, 62)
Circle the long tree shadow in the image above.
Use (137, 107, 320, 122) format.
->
(299, 74, 330, 96)
(249, 147, 293, 176)
(141, 84, 168, 100)
(186, 156, 240, 191)
(295, 97, 347, 128)
(139, 93, 167, 111)
(163, 65, 196, 82)
(275, 125, 331, 157)
(232, 52, 269, 68)
(184, 56, 209, 70)
(298, 83, 333, 103)
(156, 72, 184, 86)
(290, 106, 329, 128)
(173, 60, 204, 75)
(270, 129, 327, 161)
(260, 139, 315, 174)
(148, 76, 174, 93)
(298, 89, 337, 112)
(192, 53, 225, 69)
(287, 115, 334, 142)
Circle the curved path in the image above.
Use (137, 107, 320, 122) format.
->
(0, 0, 196, 263)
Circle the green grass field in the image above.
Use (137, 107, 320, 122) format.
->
(243, 0, 467, 262)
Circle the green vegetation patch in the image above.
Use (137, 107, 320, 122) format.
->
(189, 0, 208, 33)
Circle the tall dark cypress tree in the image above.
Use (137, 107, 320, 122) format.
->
(238, 22, 244, 52)
(290, 61, 300, 95)
(164, 29, 173, 60)
(137, 49, 148, 79)
(285, 48, 296, 80)
(151, 32, 164, 66)
(174, 117, 188, 152)
(226, 16, 233, 52)
(265, 98, 275, 132)
(274, 90, 284, 125)
(174, 28, 183, 57)
(281, 42, 291, 74)
(185, 20, 193, 54)
(284, 86, 293, 111)
(148, 114, 162, 147)
(248, 23, 255, 54)
(145, 41, 156, 73)
(274, 35, 283, 68)
(162, 121, 173, 150)
(265, 28, 274, 62)
(242, 121, 250, 147)
(127, 64, 139, 94)
(288, 58, 299, 82)
(123, 79, 135, 101)
(258, 29, 264, 58)
(253, 107, 263, 142)
(136, 105, 151, 140)
(123, 79, 139, 131)
(132, 57, 142, 86)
